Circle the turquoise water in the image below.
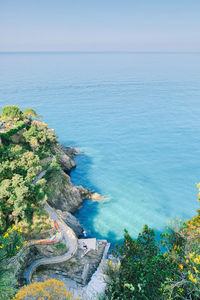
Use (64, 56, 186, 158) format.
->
(0, 52, 200, 244)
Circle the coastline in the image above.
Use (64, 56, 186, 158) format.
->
(23, 143, 110, 298)
(0, 110, 110, 299)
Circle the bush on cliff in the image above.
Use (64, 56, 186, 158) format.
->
(1, 105, 22, 120)
(13, 279, 74, 300)
(0, 226, 24, 299)
(0, 121, 26, 143)
(104, 203, 200, 299)
(0, 174, 38, 231)
(161, 213, 200, 299)
(0, 108, 58, 233)
(23, 108, 40, 119)
(23, 120, 57, 157)
(0, 144, 46, 232)
(104, 226, 178, 300)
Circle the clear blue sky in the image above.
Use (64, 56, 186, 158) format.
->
(0, 0, 200, 52)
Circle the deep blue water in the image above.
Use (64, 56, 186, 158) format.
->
(0, 52, 200, 244)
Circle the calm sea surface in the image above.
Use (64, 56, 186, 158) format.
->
(0, 52, 200, 244)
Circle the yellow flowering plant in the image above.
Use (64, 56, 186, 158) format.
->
(162, 208, 200, 299)
(0, 226, 24, 298)
(13, 278, 76, 300)
(0, 226, 24, 259)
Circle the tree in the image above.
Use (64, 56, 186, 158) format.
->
(0, 145, 42, 183)
(13, 279, 74, 300)
(0, 174, 39, 232)
(0, 176, 28, 226)
(23, 121, 57, 157)
(23, 108, 40, 120)
(104, 226, 177, 300)
(1, 106, 21, 119)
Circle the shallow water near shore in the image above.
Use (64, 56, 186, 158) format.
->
(0, 52, 200, 244)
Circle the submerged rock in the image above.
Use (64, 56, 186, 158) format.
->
(91, 192, 105, 202)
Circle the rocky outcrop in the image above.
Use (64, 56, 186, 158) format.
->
(61, 145, 78, 158)
(47, 170, 90, 213)
(20, 141, 109, 293)
(91, 192, 106, 202)
(53, 144, 76, 173)
(56, 209, 84, 238)
(49, 145, 103, 211)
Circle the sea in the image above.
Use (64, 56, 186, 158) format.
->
(0, 52, 200, 245)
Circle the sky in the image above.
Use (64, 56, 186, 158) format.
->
(0, 0, 200, 52)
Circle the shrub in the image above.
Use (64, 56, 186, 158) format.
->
(23, 108, 40, 119)
(23, 120, 57, 157)
(104, 226, 178, 299)
(13, 278, 74, 300)
(0, 121, 26, 141)
(1, 106, 22, 119)
(18, 207, 52, 238)
(56, 243, 66, 250)
(0, 225, 24, 259)
(161, 216, 200, 299)
(0, 173, 42, 232)
(0, 226, 24, 299)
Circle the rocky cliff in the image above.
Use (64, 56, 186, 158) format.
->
(53, 144, 76, 174)
(46, 145, 93, 237)
(47, 169, 90, 214)
(20, 142, 109, 288)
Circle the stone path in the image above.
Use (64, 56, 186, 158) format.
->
(24, 203, 78, 284)
(32, 169, 47, 185)
(23, 168, 110, 298)
(58, 242, 110, 299)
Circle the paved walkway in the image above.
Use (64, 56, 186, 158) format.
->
(54, 242, 110, 299)
(32, 169, 47, 185)
(24, 203, 78, 284)
(23, 168, 110, 299)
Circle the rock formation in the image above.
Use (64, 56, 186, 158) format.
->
(53, 144, 76, 173)
(46, 169, 90, 213)
(20, 141, 109, 290)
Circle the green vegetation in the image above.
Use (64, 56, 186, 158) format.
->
(1, 104, 200, 299)
(13, 278, 74, 299)
(104, 206, 200, 299)
(23, 120, 57, 157)
(56, 243, 66, 250)
(104, 226, 177, 299)
(1, 105, 22, 119)
(0, 143, 46, 232)
(0, 105, 61, 298)
(1, 121, 26, 141)
(0, 105, 58, 234)
(0, 226, 24, 299)
(23, 108, 40, 119)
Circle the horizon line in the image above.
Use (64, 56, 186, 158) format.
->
(0, 50, 200, 54)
